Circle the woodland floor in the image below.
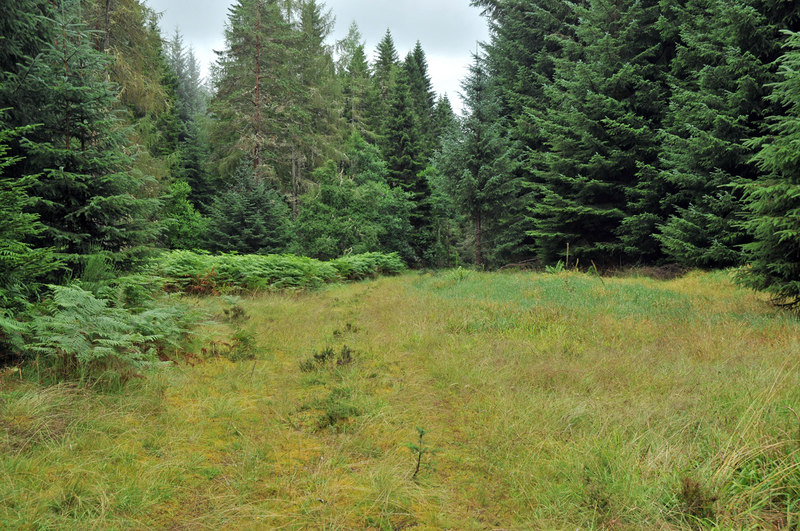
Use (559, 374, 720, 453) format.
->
(2, 269, 800, 529)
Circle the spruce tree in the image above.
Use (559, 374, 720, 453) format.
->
(404, 42, 437, 159)
(472, 0, 575, 262)
(738, 31, 800, 308)
(0, 121, 58, 307)
(0, 0, 52, 114)
(15, 0, 158, 265)
(289, 0, 342, 215)
(433, 54, 519, 268)
(336, 22, 372, 137)
(654, 0, 769, 267)
(527, 0, 665, 266)
(211, 0, 296, 179)
(382, 67, 431, 262)
(206, 161, 292, 254)
(431, 95, 458, 151)
(368, 29, 400, 141)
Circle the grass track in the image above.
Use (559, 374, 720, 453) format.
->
(2, 270, 800, 529)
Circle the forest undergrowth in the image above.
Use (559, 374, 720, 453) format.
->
(1, 269, 799, 529)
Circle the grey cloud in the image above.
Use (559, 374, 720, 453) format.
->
(146, 0, 487, 107)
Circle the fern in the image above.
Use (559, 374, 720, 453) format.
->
(151, 250, 406, 293)
(28, 285, 194, 383)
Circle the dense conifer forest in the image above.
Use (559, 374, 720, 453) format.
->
(2, 0, 800, 367)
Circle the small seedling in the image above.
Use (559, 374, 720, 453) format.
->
(406, 426, 436, 480)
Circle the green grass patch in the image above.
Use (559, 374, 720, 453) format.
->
(1, 270, 799, 528)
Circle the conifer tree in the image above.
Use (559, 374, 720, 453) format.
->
(654, 0, 768, 267)
(431, 95, 458, 151)
(373, 29, 399, 98)
(15, 0, 158, 265)
(433, 54, 519, 267)
(527, 0, 665, 266)
(368, 29, 400, 140)
(382, 67, 430, 262)
(211, 0, 296, 179)
(288, 0, 342, 215)
(206, 161, 292, 254)
(0, 0, 52, 113)
(738, 31, 800, 308)
(336, 22, 372, 137)
(0, 122, 58, 306)
(83, 0, 169, 117)
(166, 30, 206, 123)
(404, 42, 437, 158)
(472, 0, 575, 262)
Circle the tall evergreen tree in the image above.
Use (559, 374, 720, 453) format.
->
(431, 95, 458, 151)
(14, 0, 158, 265)
(433, 54, 520, 267)
(527, 0, 665, 266)
(368, 29, 400, 140)
(166, 30, 206, 123)
(211, 0, 296, 179)
(286, 0, 342, 216)
(654, 0, 769, 267)
(738, 31, 800, 308)
(382, 67, 430, 262)
(404, 42, 437, 158)
(336, 22, 372, 137)
(472, 0, 576, 262)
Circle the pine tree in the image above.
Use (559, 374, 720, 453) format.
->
(287, 0, 342, 216)
(0, 121, 58, 305)
(382, 68, 430, 262)
(211, 0, 296, 179)
(473, 0, 576, 263)
(166, 31, 206, 122)
(431, 95, 458, 151)
(738, 31, 800, 308)
(404, 42, 437, 158)
(336, 22, 372, 137)
(368, 29, 400, 141)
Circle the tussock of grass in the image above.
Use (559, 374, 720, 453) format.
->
(1, 270, 799, 528)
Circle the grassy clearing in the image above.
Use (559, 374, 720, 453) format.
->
(2, 270, 799, 529)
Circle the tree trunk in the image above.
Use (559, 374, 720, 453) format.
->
(475, 213, 483, 268)
(291, 148, 300, 220)
(253, 1, 262, 173)
(103, 0, 111, 53)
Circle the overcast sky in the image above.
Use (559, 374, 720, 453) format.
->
(144, 0, 489, 112)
